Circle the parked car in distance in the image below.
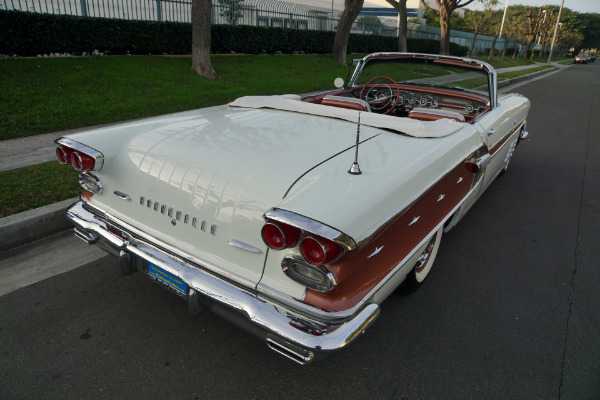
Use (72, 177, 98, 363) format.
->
(56, 52, 530, 364)
(588, 52, 596, 62)
(575, 53, 590, 63)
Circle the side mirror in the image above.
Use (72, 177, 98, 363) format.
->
(334, 77, 344, 88)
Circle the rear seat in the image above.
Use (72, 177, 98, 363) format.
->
(321, 96, 371, 112)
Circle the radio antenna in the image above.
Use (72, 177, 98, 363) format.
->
(348, 112, 362, 175)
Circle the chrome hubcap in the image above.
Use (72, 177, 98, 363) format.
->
(415, 236, 436, 273)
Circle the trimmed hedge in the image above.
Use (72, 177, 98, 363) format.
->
(0, 10, 468, 57)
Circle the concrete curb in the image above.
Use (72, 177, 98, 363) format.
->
(0, 198, 77, 252)
(0, 64, 569, 250)
(498, 65, 558, 89)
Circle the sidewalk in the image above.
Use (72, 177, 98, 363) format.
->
(0, 61, 569, 252)
(0, 122, 125, 172)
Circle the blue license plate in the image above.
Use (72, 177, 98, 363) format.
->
(148, 263, 187, 296)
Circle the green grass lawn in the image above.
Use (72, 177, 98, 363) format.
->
(0, 53, 541, 217)
(0, 162, 82, 218)
(0, 54, 537, 141)
(0, 55, 351, 141)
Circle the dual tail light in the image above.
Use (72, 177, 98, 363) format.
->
(56, 138, 105, 195)
(261, 219, 346, 292)
(55, 138, 104, 172)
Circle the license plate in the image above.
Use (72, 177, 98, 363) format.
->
(147, 263, 187, 296)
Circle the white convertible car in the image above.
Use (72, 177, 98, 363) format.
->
(57, 53, 530, 364)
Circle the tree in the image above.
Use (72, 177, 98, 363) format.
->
(192, 0, 217, 79)
(219, 0, 244, 25)
(357, 15, 383, 34)
(576, 13, 600, 50)
(522, 8, 553, 59)
(500, 16, 519, 60)
(420, 0, 478, 55)
(423, 8, 467, 31)
(332, 0, 365, 66)
(464, 9, 493, 57)
(485, 12, 500, 59)
(385, 0, 408, 52)
(537, 10, 558, 58)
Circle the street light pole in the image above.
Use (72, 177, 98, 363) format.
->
(498, 0, 509, 38)
(547, 0, 565, 65)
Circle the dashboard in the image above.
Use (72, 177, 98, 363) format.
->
(395, 90, 486, 116)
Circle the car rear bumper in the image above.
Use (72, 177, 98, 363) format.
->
(66, 200, 380, 364)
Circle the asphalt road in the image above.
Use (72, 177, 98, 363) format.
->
(1, 63, 599, 399)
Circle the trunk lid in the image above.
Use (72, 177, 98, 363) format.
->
(72, 106, 375, 285)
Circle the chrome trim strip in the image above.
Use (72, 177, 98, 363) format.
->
(264, 209, 357, 251)
(74, 201, 257, 290)
(228, 239, 264, 254)
(65, 201, 380, 359)
(348, 52, 496, 108)
(356, 145, 481, 243)
(489, 120, 526, 155)
(113, 191, 131, 201)
(354, 181, 483, 309)
(78, 172, 103, 194)
(258, 178, 484, 321)
(281, 255, 337, 292)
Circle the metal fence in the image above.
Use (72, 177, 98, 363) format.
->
(410, 24, 516, 54)
(1, 0, 346, 29)
(1, 0, 515, 51)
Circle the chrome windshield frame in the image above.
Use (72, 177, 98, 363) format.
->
(345, 52, 498, 110)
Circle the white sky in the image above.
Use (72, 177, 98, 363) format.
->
(356, 0, 599, 14)
(468, 0, 599, 14)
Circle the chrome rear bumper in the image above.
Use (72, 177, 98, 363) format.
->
(66, 201, 380, 364)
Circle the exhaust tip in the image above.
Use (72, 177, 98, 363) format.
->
(74, 227, 99, 244)
(266, 335, 314, 365)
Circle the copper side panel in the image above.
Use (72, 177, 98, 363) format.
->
(304, 159, 475, 312)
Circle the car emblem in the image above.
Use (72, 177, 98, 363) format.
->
(368, 246, 384, 259)
(139, 195, 216, 235)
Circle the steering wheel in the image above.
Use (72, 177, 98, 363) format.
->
(359, 76, 400, 115)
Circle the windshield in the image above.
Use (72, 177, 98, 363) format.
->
(349, 56, 491, 97)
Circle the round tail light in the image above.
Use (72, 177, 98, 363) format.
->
(56, 146, 72, 165)
(300, 236, 343, 266)
(261, 222, 300, 250)
(72, 151, 96, 171)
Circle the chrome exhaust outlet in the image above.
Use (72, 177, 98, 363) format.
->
(266, 335, 314, 365)
(74, 227, 99, 244)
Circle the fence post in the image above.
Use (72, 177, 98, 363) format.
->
(156, 0, 162, 21)
(80, 0, 87, 16)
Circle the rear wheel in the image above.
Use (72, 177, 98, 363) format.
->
(403, 226, 443, 292)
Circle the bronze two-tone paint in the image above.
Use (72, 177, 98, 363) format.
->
(302, 157, 477, 311)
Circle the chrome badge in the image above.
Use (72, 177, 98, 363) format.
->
(139, 196, 216, 235)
